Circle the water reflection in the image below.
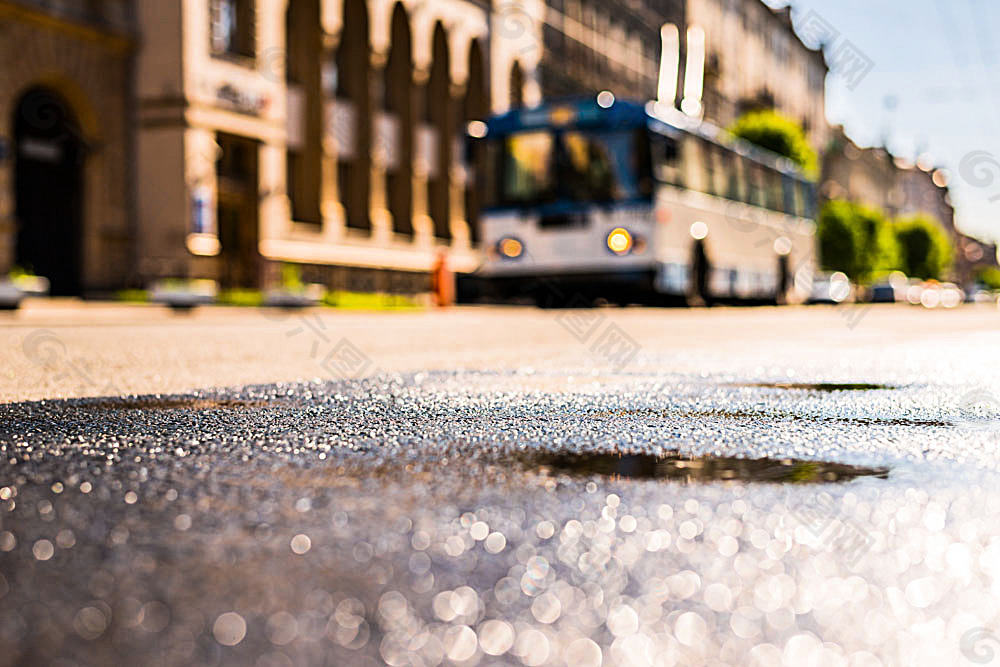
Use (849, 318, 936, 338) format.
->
(520, 451, 889, 483)
(737, 382, 896, 392)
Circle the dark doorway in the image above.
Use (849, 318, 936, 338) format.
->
(336, 0, 372, 233)
(463, 39, 488, 245)
(691, 239, 711, 304)
(385, 2, 414, 237)
(13, 88, 85, 295)
(427, 22, 452, 241)
(216, 133, 260, 288)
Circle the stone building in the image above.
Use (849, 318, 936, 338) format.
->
(820, 126, 900, 215)
(135, 0, 515, 293)
(0, 1, 135, 295)
(821, 125, 955, 228)
(535, 0, 687, 105)
(1, 0, 543, 295)
(686, 0, 829, 151)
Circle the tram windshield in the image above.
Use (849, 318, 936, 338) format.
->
(483, 128, 652, 208)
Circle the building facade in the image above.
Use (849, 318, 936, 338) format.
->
(0, 1, 135, 295)
(535, 0, 687, 104)
(1, 0, 544, 295)
(687, 0, 828, 151)
(820, 126, 900, 216)
(135, 0, 522, 293)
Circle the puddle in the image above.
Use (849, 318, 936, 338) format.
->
(82, 397, 281, 411)
(591, 407, 949, 429)
(739, 382, 896, 392)
(520, 451, 889, 483)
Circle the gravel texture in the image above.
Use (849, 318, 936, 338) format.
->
(2, 363, 1000, 665)
(2, 303, 1000, 665)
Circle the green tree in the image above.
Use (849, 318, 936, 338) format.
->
(817, 200, 864, 279)
(854, 205, 900, 280)
(816, 200, 899, 282)
(728, 110, 819, 179)
(977, 267, 1000, 290)
(894, 215, 953, 280)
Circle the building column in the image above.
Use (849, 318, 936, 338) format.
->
(369, 52, 393, 245)
(448, 95, 470, 249)
(321, 37, 346, 240)
(412, 67, 434, 248)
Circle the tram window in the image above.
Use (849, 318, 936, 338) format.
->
(635, 130, 653, 198)
(783, 175, 801, 216)
(701, 140, 718, 196)
(563, 132, 619, 201)
(725, 154, 743, 201)
(482, 140, 500, 208)
(683, 138, 705, 193)
(799, 181, 817, 218)
(503, 131, 555, 206)
(652, 133, 682, 186)
(765, 169, 783, 211)
(745, 160, 764, 207)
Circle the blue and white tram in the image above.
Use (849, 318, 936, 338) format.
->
(471, 96, 818, 306)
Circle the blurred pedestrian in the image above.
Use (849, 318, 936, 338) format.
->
(432, 249, 454, 307)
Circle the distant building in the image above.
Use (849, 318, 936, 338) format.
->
(535, 0, 687, 105)
(821, 126, 952, 227)
(821, 125, 998, 283)
(820, 126, 900, 215)
(954, 236, 999, 285)
(686, 0, 829, 151)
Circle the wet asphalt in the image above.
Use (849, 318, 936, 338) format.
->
(2, 304, 1000, 666)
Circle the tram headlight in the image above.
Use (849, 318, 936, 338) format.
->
(606, 227, 633, 255)
(497, 237, 524, 260)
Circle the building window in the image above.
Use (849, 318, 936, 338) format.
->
(211, 0, 255, 59)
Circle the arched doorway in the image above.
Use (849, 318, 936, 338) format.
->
(385, 2, 413, 237)
(13, 87, 84, 295)
(335, 0, 371, 232)
(463, 39, 488, 245)
(427, 22, 452, 241)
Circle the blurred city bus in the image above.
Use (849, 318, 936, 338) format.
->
(468, 95, 818, 306)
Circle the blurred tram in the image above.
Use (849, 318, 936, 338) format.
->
(469, 95, 818, 306)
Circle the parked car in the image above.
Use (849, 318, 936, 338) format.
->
(808, 272, 852, 304)
(0, 279, 22, 310)
(868, 281, 899, 303)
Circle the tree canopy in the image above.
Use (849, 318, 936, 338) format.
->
(817, 200, 897, 282)
(894, 214, 953, 280)
(728, 110, 819, 179)
(817, 201, 953, 282)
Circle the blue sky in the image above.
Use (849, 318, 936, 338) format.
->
(765, 0, 1000, 243)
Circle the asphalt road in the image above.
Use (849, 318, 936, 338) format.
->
(2, 301, 1000, 666)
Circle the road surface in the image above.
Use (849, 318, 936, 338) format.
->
(2, 301, 1000, 665)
